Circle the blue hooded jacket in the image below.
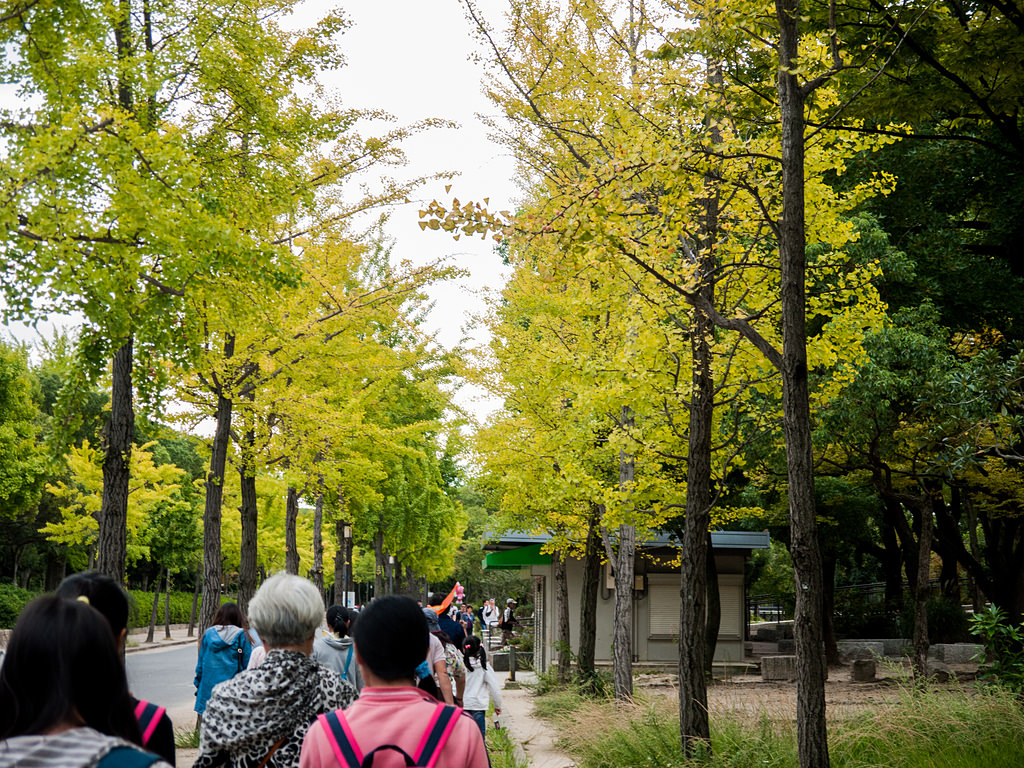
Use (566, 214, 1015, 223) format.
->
(194, 624, 253, 713)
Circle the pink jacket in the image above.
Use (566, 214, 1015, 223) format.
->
(300, 687, 489, 768)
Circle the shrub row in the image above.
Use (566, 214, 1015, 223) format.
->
(126, 589, 199, 629)
(0, 583, 37, 628)
(0, 583, 203, 630)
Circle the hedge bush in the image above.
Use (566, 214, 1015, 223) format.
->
(0, 583, 37, 628)
(127, 589, 199, 629)
(0, 584, 203, 629)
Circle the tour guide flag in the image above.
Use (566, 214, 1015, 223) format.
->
(429, 583, 460, 614)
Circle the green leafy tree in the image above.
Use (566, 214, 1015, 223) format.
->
(0, 1, 327, 583)
(0, 340, 47, 583)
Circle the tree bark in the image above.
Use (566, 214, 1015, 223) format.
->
(189, 560, 200, 637)
(200, 336, 234, 634)
(679, 155, 717, 748)
(146, 578, 159, 644)
(237, 388, 258, 614)
(553, 548, 571, 684)
(578, 508, 602, 680)
(97, 338, 134, 583)
(610, 522, 635, 701)
(964, 492, 983, 613)
(285, 486, 300, 575)
(312, 488, 325, 600)
(164, 567, 172, 640)
(776, 0, 829, 762)
(912, 493, 934, 682)
(374, 525, 385, 599)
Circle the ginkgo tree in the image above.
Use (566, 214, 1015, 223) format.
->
(436, 0, 900, 759)
(0, 1, 358, 583)
(43, 440, 193, 571)
(177, 215, 463, 625)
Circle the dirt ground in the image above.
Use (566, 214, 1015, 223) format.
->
(634, 660, 982, 721)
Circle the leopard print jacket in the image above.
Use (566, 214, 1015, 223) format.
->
(194, 648, 357, 768)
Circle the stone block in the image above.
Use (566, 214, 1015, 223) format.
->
(837, 641, 885, 660)
(929, 644, 983, 664)
(928, 660, 954, 682)
(851, 658, 876, 682)
(882, 639, 911, 656)
(761, 655, 797, 682)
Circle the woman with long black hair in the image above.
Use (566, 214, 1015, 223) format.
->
(0, 595, 172, 768)
(56, 571, 176, 765)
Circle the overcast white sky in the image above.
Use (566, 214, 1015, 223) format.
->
(319, 0, 518, 421)
(5, 0, 517, 422)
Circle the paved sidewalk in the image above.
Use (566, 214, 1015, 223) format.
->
(126, 623, 199, 653)
(497, 671, 575, 768)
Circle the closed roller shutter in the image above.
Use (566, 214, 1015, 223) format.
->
(647, 574, 745, 639)
(649, 582, 680, 636)
(718, 574, 744, 639)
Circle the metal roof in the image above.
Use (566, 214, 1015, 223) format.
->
(485, 530, 770, 551)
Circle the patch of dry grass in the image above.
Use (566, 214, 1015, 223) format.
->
(534, 679, 1024, 768)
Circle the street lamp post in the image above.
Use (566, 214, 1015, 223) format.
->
(342, 524, 352, 607)
(387, 555, 395, 595)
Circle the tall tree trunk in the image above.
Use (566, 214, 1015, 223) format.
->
(610, 522, 635, 701)
(964, 492, 983, 613)
(146, 577, 159, 643)
(237, 388, 258, 614)
(553, 549, 571, 684)
(679, 157, 717, 748)
(189, 560, 200, 637)
(312, 488, 325, 600)
(285, 486, 300, 575)
(98, 338, 134, 583)
(705, 533, 720, 675)
(164, 567, 172, 640)
(374, 526, 385, 599)
(776, 1, 829, 763)
(912, 494, 934, 682)
(12, 546, 22, 588)
(578, 508, 602, 679)
(876, 514, 905, 615)
(607, 405, 636, 702)
(200, 335, 234, 634)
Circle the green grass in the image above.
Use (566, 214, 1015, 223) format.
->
(535, 684, 1024, 768)
(832, 687, 1024, 768)
(174, 726, 201, 749)
(487, 722, 528, 768)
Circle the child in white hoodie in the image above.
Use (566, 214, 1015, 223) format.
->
(461, 635, 502, 737)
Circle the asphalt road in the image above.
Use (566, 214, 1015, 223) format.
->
(126, 644, 199, 731)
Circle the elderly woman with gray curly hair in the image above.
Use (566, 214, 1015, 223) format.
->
(194, 574, 357, 768)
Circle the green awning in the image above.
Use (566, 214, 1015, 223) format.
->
(483, 543, 552, 570)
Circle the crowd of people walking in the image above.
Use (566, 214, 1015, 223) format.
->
(0, 572, 518, 768)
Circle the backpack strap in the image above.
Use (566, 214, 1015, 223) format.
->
(236, 632, 246, 673)
(318, 710, 364, 768)
(340, 645, 354, 681)
(318, 704, 461, 768)
(132, 699, 167, 747)
(413, 703, 461, 768)
(94, 746, 161, 768)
